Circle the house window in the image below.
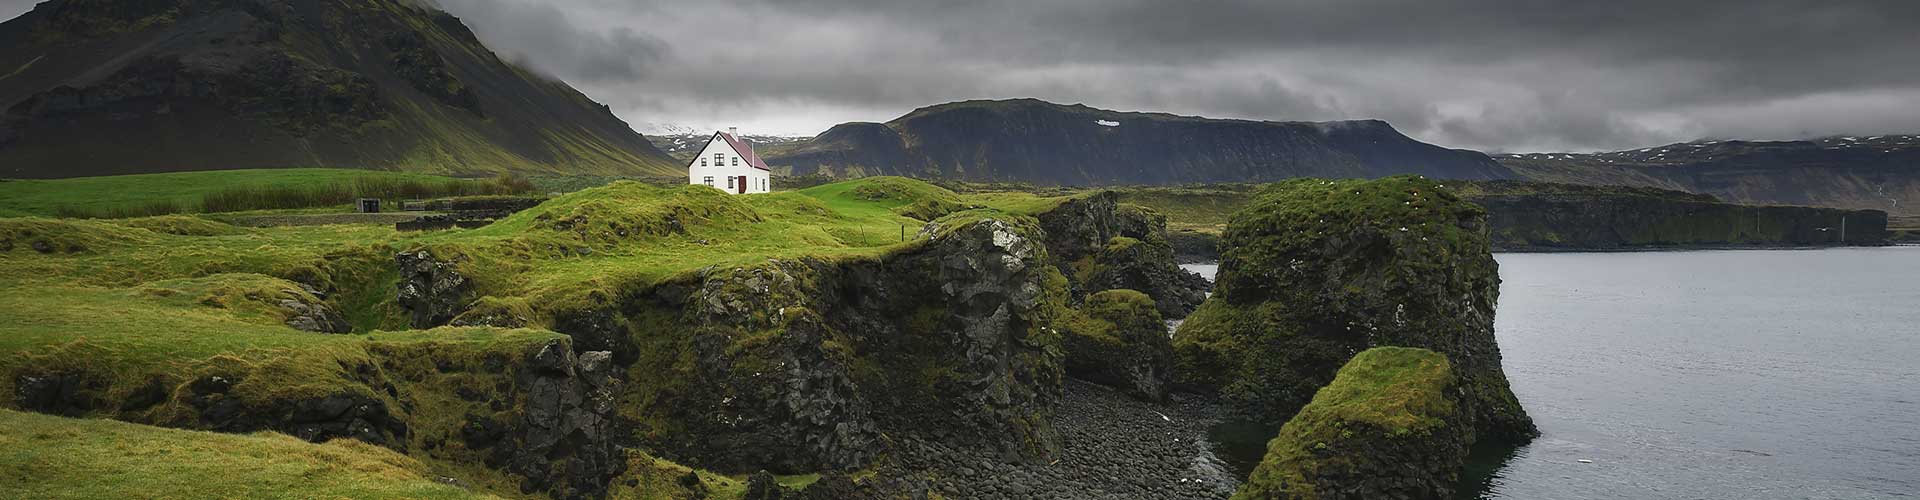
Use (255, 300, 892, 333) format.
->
(714, 153, 724, 165)
(731, 156, 739, 166)
(726, 177, 735, 189)
(703, 176, 714, 186)
(700, 158, 707, 167)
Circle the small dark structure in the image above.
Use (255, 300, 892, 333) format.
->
(356, 198, 381, 213)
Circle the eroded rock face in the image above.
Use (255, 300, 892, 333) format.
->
(395, 250, 471, 328)
(641, 217, 1067, 473)
(1173, 177, 1535, 443)
(182, 373, 409, 449)
(489, 341, 626, 499)
(1037, 191, 1208, 318)
(1060, 289, 1174, 402)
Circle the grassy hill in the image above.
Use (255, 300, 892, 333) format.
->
(0, 0, 680, 178)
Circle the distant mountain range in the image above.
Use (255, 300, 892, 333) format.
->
(647, 131, 808, 162)
(760, 99, 1516, 184)
(1498, 136, 1920, 215)
(0, 0, 679, 179)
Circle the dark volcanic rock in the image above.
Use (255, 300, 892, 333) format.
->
(490, 341, 626, 500)
(856, 379, 1239, 499)
(395, 249, 471, 328)
(638, 216, 1067, 472)
(1233, 348, 1472, 500)
(1037, 191, 1208, 318)
(764, 98, 1514, 185)
(1061, 290, 1174, 402)
(1173, 176, 1535, 443)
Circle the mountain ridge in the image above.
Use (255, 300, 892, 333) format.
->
(763, 98, 1517, 185)
(0, 0, 679, 179)
(1498, 135, 1920, 215)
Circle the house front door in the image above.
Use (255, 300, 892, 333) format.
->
(737, 176, 748, 194)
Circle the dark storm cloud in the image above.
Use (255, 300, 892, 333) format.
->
(5, 0, 1917, 151)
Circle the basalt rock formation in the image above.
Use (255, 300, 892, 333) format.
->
(634, 217, 1068, 472)
(1059, 289, 1174, 402)
(1233, 347, 1473, 500)
(1037, 191, 1208, 318)
(1172, 176, 1534, 444)
(0, 0, 679, 178)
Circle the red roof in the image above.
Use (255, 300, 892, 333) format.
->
(719, 132, 770, 171)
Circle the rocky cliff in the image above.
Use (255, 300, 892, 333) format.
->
(1172, 176, 1534, 444)
(1233, 347, 1474, 500)
(1499, 136, 1920, 216)
(1461, 181, 1890, 249)
(764, 99, 1515, 185)
(1036, 191, 1209, 318)
(0, 0, 679, 178)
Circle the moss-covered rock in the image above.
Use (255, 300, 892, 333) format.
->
(1060, 289, 1173, 401)
(1037, 191, 1207, 318)
(630, 214, 1068, 472)
(1232, 347, 1469, 500)
(1173, 176, 1533, 442)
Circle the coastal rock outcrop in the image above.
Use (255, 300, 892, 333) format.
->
(1060, 289, 1174, 402)
(1173, 176, 1534, 442)
(1037, 191, 1208, 318)
(1233, 347, 1471, 500)
(636, 215, 1068, 472)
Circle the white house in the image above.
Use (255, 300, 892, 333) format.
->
(687, 127, 771, 194)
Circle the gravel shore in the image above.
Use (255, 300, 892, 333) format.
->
(866, 379, 1241, 499)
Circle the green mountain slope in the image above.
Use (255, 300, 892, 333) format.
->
(0, 0, 680, 178)
(762, 98, 1516, 185)
(1499, 135, 1920, 216)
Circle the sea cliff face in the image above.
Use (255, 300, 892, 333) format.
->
(1172, 177, 1534, 443)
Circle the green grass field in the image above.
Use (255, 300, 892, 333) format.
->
(0, 409, 496, 500)
(0, 168, 518, 218)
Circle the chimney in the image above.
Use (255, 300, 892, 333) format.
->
(728, 127, 738, 138)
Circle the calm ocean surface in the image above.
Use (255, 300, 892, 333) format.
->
(1187, 246, 1920, 499)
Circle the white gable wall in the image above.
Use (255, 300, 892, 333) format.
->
(686, 134, 771, 194)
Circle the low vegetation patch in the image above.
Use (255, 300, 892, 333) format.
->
(0, 409, 494, 500)
(1, 169, 532, 218)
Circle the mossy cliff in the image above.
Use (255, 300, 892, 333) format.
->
(382, 180, 1081, 476)
(1058, 289, 1173, 402)
(1036, 191, 1209, 318)
(626, 215, 1069, 472)
(1232, 347, 1472, 500)
(1, 176, 1205, 497)
(1172, 176, 1534, 443)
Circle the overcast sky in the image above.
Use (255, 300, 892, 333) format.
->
(5, 0, 1918, 152)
